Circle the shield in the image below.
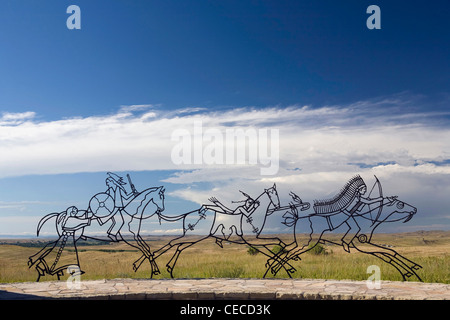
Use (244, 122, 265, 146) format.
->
(89, 192, 115, 219)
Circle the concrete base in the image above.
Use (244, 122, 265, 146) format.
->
(1, 278, 449, 300)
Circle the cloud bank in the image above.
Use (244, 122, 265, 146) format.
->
(1, 96, 449, 177)
(1, 94, 449, 232)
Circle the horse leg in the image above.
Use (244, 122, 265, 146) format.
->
(267, 215, 323, 276)
(363, 241, 422, 280)
(236, 237, 297, 278)
(132, 231, 185, 271)
(352, 240, 422, 281)
(265, 241, 298, 274)
(136, 238, 160, 278)
(367, 242, 422, 271)
(388, 248, 422, 272)
(260, 245, 297, 277)
(256, 235, 287, 248)
(133, 227, 190, 273)
(270, 230, 324, 276)
(258, 236, 292, 270)
(125, 216, 160, 276)
(267, 250, 299, 277)
(132, 255, 147, 272)
(130, 245, 160, 277)
(122, 231, 151, 271)
(28, 241, 57, 268)
(127, 214, 152, 257)
(136, 234, 153, 259)
(153, 238, 178, 259)
(134, 233, 192, 277)
(34, 261, 47, 282)
(166, 245, 183, 278)
(136, 238, 160, 277)
(166, 239, 207, 278)
(263, 250, 297, 278)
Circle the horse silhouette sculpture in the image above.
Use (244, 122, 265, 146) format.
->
(28, 173, 422, 282)
(267, 175, 422, 281)
(132, 183, 308, 278)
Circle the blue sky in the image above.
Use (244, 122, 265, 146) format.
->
(0, 0, 449, 236)
(2, 0, 448, 118)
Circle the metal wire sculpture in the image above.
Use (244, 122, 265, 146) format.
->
(28, 172, 166, 281)
(269, 175, 422, 281)
(28, 173, 422, 282)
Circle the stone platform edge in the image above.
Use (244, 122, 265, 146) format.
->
(1, 278, 449, 300)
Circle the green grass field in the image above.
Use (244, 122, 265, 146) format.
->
(1, 231, 449, 284)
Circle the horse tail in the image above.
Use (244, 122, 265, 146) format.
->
(36, 212, 60, 237)
(159, 208, 201, 222)
(158, 212, 189, 222)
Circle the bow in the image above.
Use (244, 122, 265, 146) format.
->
(368, 175, 383, 226)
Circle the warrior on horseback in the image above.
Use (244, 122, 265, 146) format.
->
(102, 172, 135, 241)
(29, 172, 166, 281)
(313, 175, 395, 252)
(208, 191, 260, 216)
(267, 176, 422, 281)
(207, 191, 261, 236)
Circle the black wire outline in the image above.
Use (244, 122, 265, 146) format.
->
(28, 174, 422, 282)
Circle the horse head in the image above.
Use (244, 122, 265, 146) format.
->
(265, 183, 280, 215)
(376, 196, 417, 224)
(152, 186, 165, 213)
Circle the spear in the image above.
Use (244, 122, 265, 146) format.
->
(127, 174, 138, 196)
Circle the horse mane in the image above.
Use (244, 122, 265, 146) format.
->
(123, 187, 163, 219)
(313, 175, 365, 214)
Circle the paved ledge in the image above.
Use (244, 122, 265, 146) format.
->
(0, 278, 449, 300)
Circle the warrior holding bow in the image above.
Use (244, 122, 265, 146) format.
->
(313, 175, 395, 252)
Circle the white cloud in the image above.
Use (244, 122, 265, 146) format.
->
(118, 104, 156, 113)
(0, 215, 40, 235)
(0, 111, 36, 126)
(1, 98, 449, 178)
(1, 101, 448, 177)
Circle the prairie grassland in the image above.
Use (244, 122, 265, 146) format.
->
(0, 231, 449, 284)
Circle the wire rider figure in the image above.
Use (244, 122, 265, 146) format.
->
(313, 175, 395, 252)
